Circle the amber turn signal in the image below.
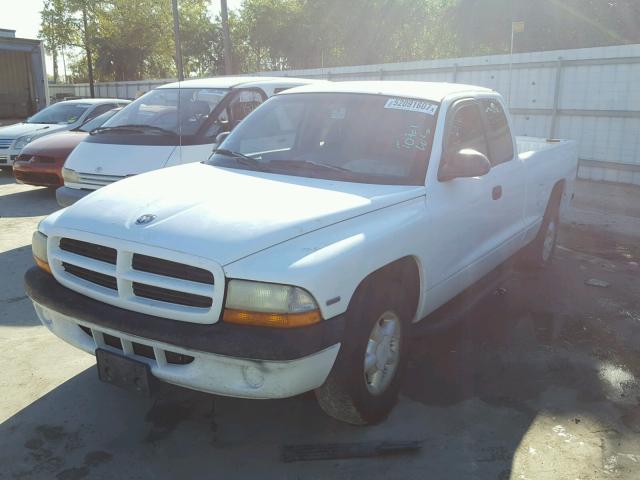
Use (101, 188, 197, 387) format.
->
(34, 255, 52, 274)
(223, 308, 322, 328)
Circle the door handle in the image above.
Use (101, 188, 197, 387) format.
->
(492, 185, 502, 200)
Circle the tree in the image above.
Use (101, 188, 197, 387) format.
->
(42, 0, 640, 84)
(39, 0, 77, 83)
(179, 0, 223, 77)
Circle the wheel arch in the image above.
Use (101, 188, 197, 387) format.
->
(348, 255, 422, 322)
(546, 179, 566, 216)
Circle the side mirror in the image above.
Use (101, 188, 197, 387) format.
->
(439, 148, 491, 182)
(215, 131, 230, 145)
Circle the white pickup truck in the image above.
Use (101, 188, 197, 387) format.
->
(26, 81, 578, 425)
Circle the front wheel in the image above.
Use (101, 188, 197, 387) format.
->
(315, 281, 410, 425)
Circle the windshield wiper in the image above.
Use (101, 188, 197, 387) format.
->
(214, 149, 264, 168)
(90, 124, 177, 136)
(271, 159, 353, 173)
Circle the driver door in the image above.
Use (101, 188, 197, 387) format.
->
(424, 99, 501, 309)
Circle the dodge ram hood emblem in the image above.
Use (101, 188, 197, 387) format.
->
(135, 214, 156, 225)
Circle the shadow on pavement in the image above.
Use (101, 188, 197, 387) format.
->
(0, 245, 41, 327)
(1, 233, 639, 479)
(0, 184, 59, 219)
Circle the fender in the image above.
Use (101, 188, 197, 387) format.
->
(223, 196, 427, 321)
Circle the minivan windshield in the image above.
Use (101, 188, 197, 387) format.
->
(99, 87, 229, 136)
(207, 93, 438, 185)
(75, 108, 120, 133)
(27, 103, 91, 124)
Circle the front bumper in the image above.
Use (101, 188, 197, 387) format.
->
(13, 161, 63, 187)
(25, 267, 345, 398)
(0, 149, 18, 166)
(56, 186, 90, 207)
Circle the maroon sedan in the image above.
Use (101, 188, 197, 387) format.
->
(13, 108, 121, 188)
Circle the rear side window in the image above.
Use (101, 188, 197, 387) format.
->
(480, 99, 514, 166)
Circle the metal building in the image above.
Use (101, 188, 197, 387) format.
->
(0, 29, 48, 119)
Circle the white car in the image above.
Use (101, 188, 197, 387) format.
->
(0, 99, 129, 169)
(56, 76, 322, 206)
(26, 82, 578, 424)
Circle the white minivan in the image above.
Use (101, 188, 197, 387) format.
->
(57, 76, 320, 206)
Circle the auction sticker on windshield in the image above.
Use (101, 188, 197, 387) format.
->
(384, 98, 438, 115)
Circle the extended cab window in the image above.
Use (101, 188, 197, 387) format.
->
(208, 93, 439, 185)
(480, 98, 514, 166)
(445, 102, 489, 158)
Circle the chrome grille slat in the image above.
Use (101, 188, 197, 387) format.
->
(120, 269, 213, 297)
(60, 238, 117, 264)
(132, 282, 212, 308)
(132, 253, 214, 285)
(49, 236, 220, 324)
(77, 172, 125, 186)
(63, 262, 117, 290)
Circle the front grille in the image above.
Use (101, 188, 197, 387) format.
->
(51, 236, 220, 323)
(60, 238, 117, 264)
(133, 282, 212, 308)
(0, 138, 11, 149)
(78, 325, 194, 364)
(103, 332, 122, 350)
(63, 262, 117, 290)
(132, 254, 214, 285)
(0, 154, 8, 163)
(77, 172, 125, 187)
(33, 155, 56, 164)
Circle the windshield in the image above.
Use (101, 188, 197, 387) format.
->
(27, 103, 91, 124)
(100, 87, 229, 136)
(207, 93, 438, 185)
(77, 109, 120, 132)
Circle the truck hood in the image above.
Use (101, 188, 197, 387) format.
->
(65, 141, 177, 176)
(0, 122, 67, 140)
(49, 163, 425, 265)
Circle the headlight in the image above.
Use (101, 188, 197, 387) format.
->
(32, 231, 51, 274)
(13, 135, 34, 150)
(62, 167, 80, 184)
(223, 280, 321, 328)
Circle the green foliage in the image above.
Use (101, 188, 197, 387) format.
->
(39, 0, 79, 82)
(40, 0, 640, 83)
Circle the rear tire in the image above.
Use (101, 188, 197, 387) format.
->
(315, 279, 411, 425)
(519, 209, 559, 269)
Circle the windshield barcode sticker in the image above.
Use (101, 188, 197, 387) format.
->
(384, 98, 438, 115)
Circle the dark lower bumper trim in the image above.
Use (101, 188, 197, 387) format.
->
(25, 267, 345, 361)
(56, 186, 90, 207)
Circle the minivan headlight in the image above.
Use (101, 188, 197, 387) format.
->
(62, 167, 80, 184)
(223, 280, 321, 328)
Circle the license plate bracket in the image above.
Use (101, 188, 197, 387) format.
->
(96, 348, 154, 396)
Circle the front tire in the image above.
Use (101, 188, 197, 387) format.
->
(315, 280, 410, 425)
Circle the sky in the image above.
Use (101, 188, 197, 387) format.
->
(0, 0, 243, 80)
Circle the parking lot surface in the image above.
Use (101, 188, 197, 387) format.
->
(1, 171, 639, 479)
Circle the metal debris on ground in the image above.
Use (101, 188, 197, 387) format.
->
(585, 278, 611, 288)
(281, 440, 423, 463)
